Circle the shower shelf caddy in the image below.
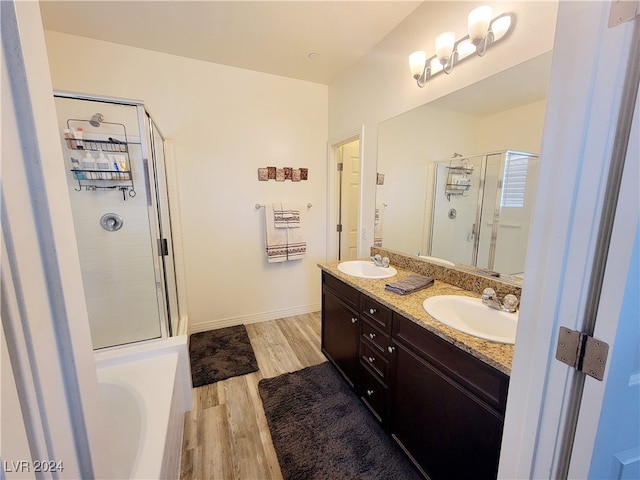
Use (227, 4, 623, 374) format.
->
(444, 164, 473, 200)
(65, 118, 136, 199)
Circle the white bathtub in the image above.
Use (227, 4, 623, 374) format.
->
(95, 336, 192, 479)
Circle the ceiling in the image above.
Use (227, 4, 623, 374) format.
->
(39, 0, 423, 85)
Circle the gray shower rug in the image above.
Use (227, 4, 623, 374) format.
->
(189, 325, 258, 387)
(258, 362, 422, 480)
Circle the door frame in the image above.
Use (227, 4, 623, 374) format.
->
(326, 127, 365, 261)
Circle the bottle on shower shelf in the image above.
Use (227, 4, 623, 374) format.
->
(70, 157, 84, 180)
(82, 151, 96, 179)
(74, 127, 84, 149)
(96, 151, 110, 179)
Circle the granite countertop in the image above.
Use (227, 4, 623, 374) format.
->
(318, 261, 514, 375)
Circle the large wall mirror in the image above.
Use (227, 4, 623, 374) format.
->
(376, 52, 552, 283)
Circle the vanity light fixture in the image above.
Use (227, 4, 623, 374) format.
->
(410, 8, 514, 88)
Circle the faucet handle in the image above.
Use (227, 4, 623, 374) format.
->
(381, 256, 390, 267)
(482, 288, 496, 302)
(503, 294, 519, 311)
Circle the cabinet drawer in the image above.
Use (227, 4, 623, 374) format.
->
(393, 313, 509, 413)
(361, 296, 392, 333)
(360, 340, 390, 380)
(360, 365, 388, 424)
(361, 318, 391, 355)
(323, 272, 359, 308)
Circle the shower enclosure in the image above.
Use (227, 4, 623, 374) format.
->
(430, 150, 539, 277)
(53, 92, 179, 349)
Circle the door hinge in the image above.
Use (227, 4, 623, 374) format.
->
(337, 162, 344, 172)
(336, 224, 343, 233)
(555, 327, 609, 381)
(608, 0, 639, 28)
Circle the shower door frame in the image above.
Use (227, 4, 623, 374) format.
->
(139, 109, 180, 338)
(53, 90, 179, 345)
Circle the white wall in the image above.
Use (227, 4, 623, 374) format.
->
(476, 99, 547, 153)
(376, 105, 477, 255)
(329, 0, 558, 256)
(44, 31, 329, 332)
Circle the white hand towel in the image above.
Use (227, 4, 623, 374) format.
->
(265, 204, 288, 263)
(273, 203, 301, 228)
(265, 203, 306, 262)
(285, 210, 306, 260)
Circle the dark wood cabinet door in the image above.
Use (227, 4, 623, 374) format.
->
(321, 289, 360, 388)
(390, 342, 504, 480)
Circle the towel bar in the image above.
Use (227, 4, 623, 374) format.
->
(255, 203, 312, 209)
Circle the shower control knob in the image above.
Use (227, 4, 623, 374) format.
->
(100, 213, 123, 232)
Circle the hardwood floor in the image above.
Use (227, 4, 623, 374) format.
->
(180, 312, 326, 480)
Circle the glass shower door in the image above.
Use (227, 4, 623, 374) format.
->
(145, 114, 179, 337)
(475, 152, 503, 270)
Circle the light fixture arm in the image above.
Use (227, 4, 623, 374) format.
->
(442, 50, 457, 74)
(415, 63, 431, 87)
(475, 27, 495, 57)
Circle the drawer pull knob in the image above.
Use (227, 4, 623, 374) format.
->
(351, 317, 358, 324)
(369, 333, 376, 339)
(387, 346, 396, 354)
(369, 308, 377, 315)
(368, 356, 376, 363)
(366, 389, 374, 397)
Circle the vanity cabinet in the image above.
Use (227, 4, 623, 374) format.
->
(390, 313, 509, 480)
(320, 271, 510, 480)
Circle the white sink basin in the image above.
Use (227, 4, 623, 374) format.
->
(418, 255, 455, 267)
(337, 260, 398, 279)
(423, 295, 518, 344)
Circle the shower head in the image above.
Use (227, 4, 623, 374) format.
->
(90, 113, 104, 127)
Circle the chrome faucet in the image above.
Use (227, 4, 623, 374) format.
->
(482, 288, 519, 313)
(371, 254, 390, 268)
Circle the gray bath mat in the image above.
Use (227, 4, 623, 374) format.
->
(258, 362, 422, 480)
(189, 325, 258, 387)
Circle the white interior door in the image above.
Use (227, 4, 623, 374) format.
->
(498, 3, 639, 478)
(340, 141, 360, 260)
(570, 62, 640, 479)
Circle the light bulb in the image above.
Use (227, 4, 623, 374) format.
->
(409, 50, 427, 78)
(435, 31, 455, 65)
(468, 6, 492, 45)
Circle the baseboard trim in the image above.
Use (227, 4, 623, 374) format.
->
(188, 303, 321, 334)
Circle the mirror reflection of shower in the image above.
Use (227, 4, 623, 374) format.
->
(430, 150, 539, 278)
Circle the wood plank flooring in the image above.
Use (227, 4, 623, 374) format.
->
(180, 312, 326, 480)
